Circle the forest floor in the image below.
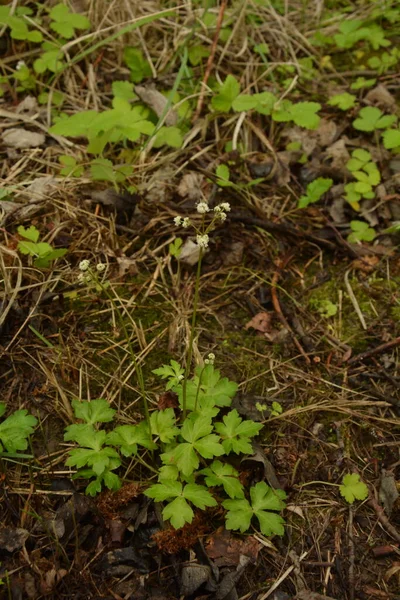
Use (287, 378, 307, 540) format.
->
(1, 1, 400, 599)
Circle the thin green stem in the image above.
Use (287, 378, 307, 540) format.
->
(182, 249, 203, 419)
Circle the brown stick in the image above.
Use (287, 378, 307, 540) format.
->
(368, 495, 400, 543)
(347, 336, 400, 365)
(192, 0, 228, 122)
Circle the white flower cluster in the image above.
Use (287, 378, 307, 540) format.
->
(173, 216, 191, 228)
(16, 60, 26, 71)
(204, 352, 215, 365)
(77, 260, 106, 284)
(196, 234, 209, 249)
(213, 202, 231, 222)
(196, 201, 210, 214)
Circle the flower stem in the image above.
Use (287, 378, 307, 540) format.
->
(182, 249, 203, 419)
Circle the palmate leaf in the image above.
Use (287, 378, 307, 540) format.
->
(66, 446, 120, 476)
(162, 496, 193, 529)
(106, 422, 154, 456)
(223, 482, 286, 536)
(0, 409, 37, 453)
(201, 460, 244, 499)
(340, 473, 368, 504)
(150, 408, 179, 443)
(72, 399, 116, 425)
(211, 75, 240, 112)
(177, 365, 238, 411)
(214, 409, 262, 455)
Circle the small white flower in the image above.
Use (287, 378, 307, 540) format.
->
(196, 234, 209, 249)
(79, 259, 90, 272)
(219, 202, 231, 212)
(77, 273, 86, 284)
(174, 216, 182, 226)
(196, 202, 210, 214)
(217, 212, 227, 222)
(182, 217, 191, 228)
(208, 353, 215, 361)
(16, 60, 26, 71)
(96, 263, 106, 273)
(204, 352, 215, 365)
(177, 374, 184, 381)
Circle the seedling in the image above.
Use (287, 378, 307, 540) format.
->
(347, 220, 376, 244)
(353, 106, 396, 132)
(17, 225, 67, 268)
(270, 401, 283, 417)
(328, 92, 357, 111)
(340, 473, 368, 504)
(211, 74, 241, 112)
(382, 129, 400, 151)
(298, 178, 333, 209)
(59, 155, 84, 178)
(0, 403, 37, 456)
(49, 3, 90, 39)
(123, 47, 152, 83)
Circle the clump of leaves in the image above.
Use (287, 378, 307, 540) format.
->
(17, 225, 67, 268)
(344, 149, 380, 210)
(347, 220, 376, 244)
(49, 4, 90, 39)
(328, 92, 357, 111)
(340, 474, 368, 504)
(0, 403, 37, 455)
(298, 178, 333, 209)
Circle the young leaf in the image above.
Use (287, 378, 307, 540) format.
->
(17, 225, 40, 243)
(183, 483, 217, 509)
(153, 126, 183, 149)
(150, 408, 179, 443)
(340, 473, 368, 504)
(176, 365, 238, 412)
(145, 480, 182, 502)
(72, 399, 116, 424)
(112, 80, 137, 101)
(382, 129, 400, 150)
(298, 178, 333, 209)
(328, 92, 357, 111)
(49, 4, 90, 39)
(162, 496, 193, 529)
(211, 75, 240, 112)
(106, 423, 153, 456)
(353, 106, 396, 132)
(201, 460, 244, 499)
(214, 409, 262, 455)
(223, 481, 286, 536)
(153, 359, 184, 390)
(215, 164, 233, 187)
(289, 102, 321, 129)
(347, 220, 376, 243)
(123, 47, 152, 83)
(0, 409, 37, 453)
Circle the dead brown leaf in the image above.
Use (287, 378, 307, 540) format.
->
(365, 84, 396, 109)
(135, 84, 178, 126)
(2, 128, 45, 148)
(205, 528, 260, 567)
(245, 312, 273, 333)
(178, 172, 205, 202)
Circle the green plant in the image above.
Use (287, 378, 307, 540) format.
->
(0, 403, 37, 456)
(347, 220, 376, 244)
(270, 401, 283, 417)
(328, 92, 357, 111)
(0, 5, 42, 43)
(344, 149, 380, 210)
(333, 20, 390, 50)
(123, 47, 152, 83)
(340, 473, 368, 504)
(298, 178, 333, 208)
(353, 106, 396, 132)
(59, 155, 84, 177)
(382, 129, 400, 151)
(17, 225, 67, 268)
(49, 3, 90, 39)
(211, 74, 241, 112)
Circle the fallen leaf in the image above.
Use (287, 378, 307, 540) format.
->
(365, 84, 396, 109)
(379, 470, 399, 517)
(16, 96, 39, 115)
(2, 128, 45, 148)
(40, 567, 68, 595)
(179, 238, 201, 265)
(314, 118, 337, 147)
(326, 138, 350, 170)
(0, 527, 29, 552)
(205, 529, 260, 567)
(178, 172, 205, 202)
(245, 312, 273, 333)
(135, 85, 178, 126)
(351, 255, 379, 273)
(385, 561, 400, 582)
(180, 563, 213, 596)
(24, 176, 57, 201)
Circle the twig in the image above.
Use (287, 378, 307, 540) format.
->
(344, 269, 367, 330)
(192, 0, 228, 122)
(368, 495, 400, 543)
(348, 507, 355, 600)
(271, 258, 311, 364)
(347, 336, 400, 366)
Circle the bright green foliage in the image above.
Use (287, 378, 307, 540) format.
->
(38, 90, 64, 106)
(382, 129, 400, 150)
(347, 221, 376, 244)
(328, 93, 357, 111)
(344, 149, 380, 209)
(90, 159, 133, 184)
(334, 20, 390, 50)
(0, 403, 37, 454)
(150, 409, 179, 443)
(211, 75, 241, 112)
(161, 414, 225, 476)
(270, 401, 283, 417)
(188, 45, 210, 66)
(368, 48, 400, 74)
(65, 428, 121, 476)
(49, 4, 90, 39)
(34, 43, 65, 74)
(312, 299, 338, 319)
(153, 359, 184, 391)
(215, 164, 233, 187)
(112, 81, 137, 101)
(145, 480, 217, 529)
(214, 409, 262, 455)
(353, 107, 396, 132)
(232, 91, 276, 115)
(72, 398, 116, 424)
(298, 178, 333, 209)
(254, 42, 269, 55)
(17, 225, 67, 268)
(106, 423, 154, 456)
(272, 101, 321, 129)
(0, 6, 42, 42)
(350, 77, 376, 90)
(201, 460, 244, 499)
(59, 155, 84, 177)
(123, 47, 152, 83)
(223, 482, 286, 536)
(14, 64, 37, 91)
(175, 364, 238, 412)
(340, 473, 368, 504)
(153, 126, 183, 149)
(169, 237, 183, 258)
